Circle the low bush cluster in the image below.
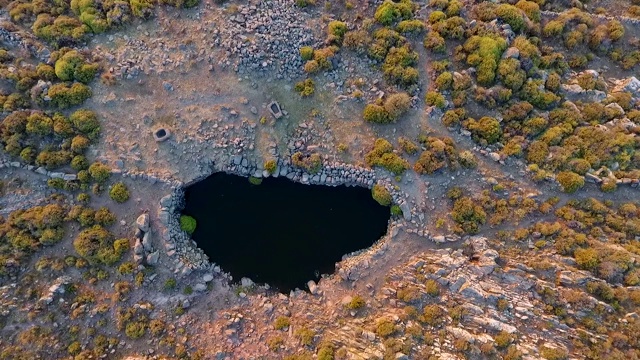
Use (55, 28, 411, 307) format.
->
(291, 152, 322, 174)
(365, 138, 410, 174)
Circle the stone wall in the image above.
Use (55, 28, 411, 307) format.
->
(156, 155, 410, 280)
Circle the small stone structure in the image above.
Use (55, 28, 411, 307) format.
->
(267, 101, 283, 119)
(153, 128, 171, 142)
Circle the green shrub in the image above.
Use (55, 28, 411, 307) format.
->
(274, 316, 290, 330)
(375, 318, 396, 337)
(390, 205, 403, 216)
(425, 279, 440, 296)
(48, 83, 92, 108)
(248, 176, 262, 185)
(515, 0, 540, 22)
(346, 294, 366, 309)
(543, 20, 564, 37)
(435, 71, 453, 90)
(451, 197, 486, 234)
(496, 4, 525, 32)
(423, 31, 446, 53)
(425, 91, 445, 108)
(264, 160, 277, 174)
(383, 93, 411, 119)
(397, 19, 425, 33)
(442, 108, 466, 127)
(294, 79, 315, 97)
(372, 184, 392, 206)
(70, 135, 90, 153)
(70, 109, 100, 137)
(526, 140, 549, 165)
(498, 58, 525, 90)
(109, 182, 129, 203)
(88, 162, 111, 183)
(73, 225, 120, 265)
(291, 152, 322, 173)
(600, 178, 617, 192)
(328, 20, 347, 38)
(556, 171, 584, 193)
(574, 247, 599, 270)
(398, 137, 419, 154)
(26, 112, 53, 136)
(164, 278, 177, 290)
(363, 104, 391, 123)
(414, 151, 444, 174)
(71, 155, 89, 170)
(180, 215, 197, 235)
(539, 346, 568, 360)
(467, 116, 501, 144)
(125, 322, 145, 339)
(299, 46, 314, 61)
(365, 138, 409, 174)
(95, 207, 116, 226)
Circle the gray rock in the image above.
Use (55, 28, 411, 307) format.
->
(134, 239, 144, 255)
(146, 251, 159, 265)
(193, 283, 207, 292)
(502, 47, 520, 59)
(136, 213, 150, 232)
(307, 280, 318, 295)
(158, 210, 171, 225)
(160, 195, 172, 208)
(142, 232, 152, 252)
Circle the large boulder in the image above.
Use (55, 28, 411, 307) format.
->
(136, 213, 149, 232)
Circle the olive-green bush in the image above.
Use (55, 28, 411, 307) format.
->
(372, 184, 392, 206)
(556, 171, 584, 193)
(109, 182, 130, 203)
(365, 138, 409, 174)
(180, 215, 197, 235)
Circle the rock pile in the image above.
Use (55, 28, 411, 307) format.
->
(215, 0, 317, 80)
(133, 213, 161, 266)
(156, 192, 211, 276)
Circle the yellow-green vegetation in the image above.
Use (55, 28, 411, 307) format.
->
(7, 0, 198, 46)
(109, 182, 130, 203)
(0, 204, 66, 275)
(180, 215, 197, 235)
(73, 225, 127, 265)
(365, 138, 409, 174)
(556, 171, 584, 194)
(451, 196, 487, 234)
(364, 93, 412, 123)
(248, 176, 263, 185)
(88, 162, 111, 183)
(425, 90, 445, 108)
(294, 327, 315, 346)
(264, 159, 277, 174)
(375, 318, 396, 337)
(0, 109, 99, 170)
(291, 152, 322, 173)
(294, 78, 315, 97)
(372, 184, 392, 206)
(346, 294, 366, 310)
(414, 135, 463, 174)
(299, 46, 314, 61)
(465, 116, 501, 144)
(274, 316, 291, 330)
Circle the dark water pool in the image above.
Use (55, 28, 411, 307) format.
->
(182, 172, 390, 293)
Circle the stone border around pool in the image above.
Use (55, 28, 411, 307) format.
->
(152, 156, 411, 286)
